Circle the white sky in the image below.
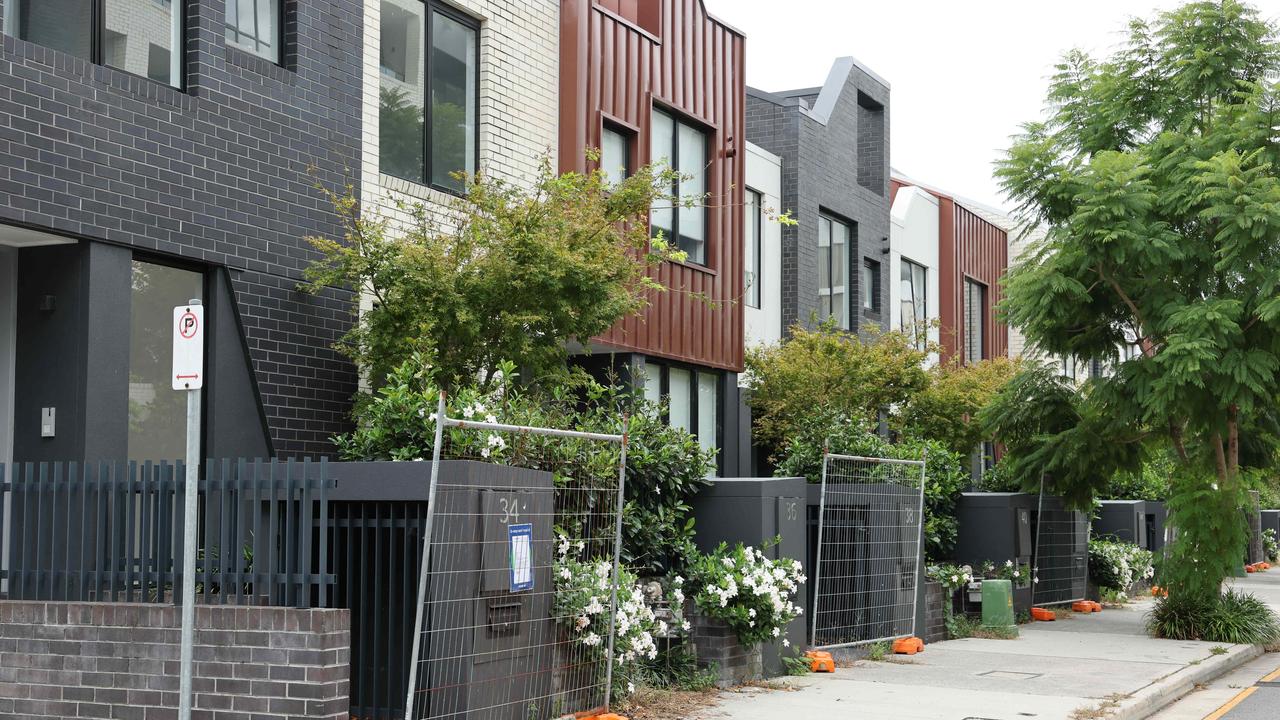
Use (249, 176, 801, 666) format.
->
(704, 0, 1280, 210)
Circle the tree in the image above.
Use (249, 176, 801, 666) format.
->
(744, 321, 930, 460)
(304, 156, 685, 390)
(988, 0, 1280, 602)
(898, 357, 1019, 457)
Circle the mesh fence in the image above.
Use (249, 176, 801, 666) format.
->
(404, 396, 627, 720)
(1032, 480, 1089, 607)
(810, 452, 926, 649)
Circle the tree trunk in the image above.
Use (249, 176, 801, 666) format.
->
(1248, 490, 1264, 565)
(1228, 405, 1240, 478)
(1212, 432, 1229, 484)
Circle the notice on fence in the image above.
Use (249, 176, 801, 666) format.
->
(509, 523, 533, 592)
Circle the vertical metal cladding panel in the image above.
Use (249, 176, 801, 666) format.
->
(560, 0, 746, 372)
(932, 196, 1008, 363)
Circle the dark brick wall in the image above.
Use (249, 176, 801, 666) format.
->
(922, 580, 947, 644)
(0, 0, 362, 457)
(746, 61, 892, 339)
(690, 612, 764, 686)
(0, 601, 350, 720)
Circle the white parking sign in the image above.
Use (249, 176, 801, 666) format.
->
(172, 304, 204, 390)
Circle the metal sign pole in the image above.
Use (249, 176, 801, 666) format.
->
(172, 299, 204, 720)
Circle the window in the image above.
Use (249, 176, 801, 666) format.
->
(128, 260, 204, 463)
(5, 0, 183, 88)
(817, 214, 849, 328)
(226, 0, 281, 63)
(964, 278, 987, 364)
(900, 259, 927, 347)
(379, 0, 477, 194)
(1061, 355, 1077, 379)
(745, 189, 762, 308)
(862, 258, 881, 313)
(650, 108, 708, 265)
(600, 124, 631, 183)
(641, 361, 721, 474)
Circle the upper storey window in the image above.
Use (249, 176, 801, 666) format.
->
(650, 108, 708, 265)
(226, 0, 281, 63)
(379, 0, 478, 195)
(4, 0, 183, 89)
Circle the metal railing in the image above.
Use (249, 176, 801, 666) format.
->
(0, 459, 333, 607)
(1032, 479, 1089, 607)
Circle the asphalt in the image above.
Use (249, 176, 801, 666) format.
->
(690, 582, 1273, 720)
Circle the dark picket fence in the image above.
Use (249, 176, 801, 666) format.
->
(0, 459, 334, 607)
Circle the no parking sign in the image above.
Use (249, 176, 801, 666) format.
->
(172, 304, 204, 390)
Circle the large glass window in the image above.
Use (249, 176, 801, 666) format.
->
(650, 108, 708, 265)
(128, 261, 204, 463)
(6, 0, 183, 88)
(745, 189, 761, 309)
(964, 278, 987, 364)
(642, 361, 721, 475)
(900, 259, 927, 347)
(379, 0, 477, 194)
(600, 124, 631, 184)
(226, 0, 280, 62)
(818, 213, 849, 328)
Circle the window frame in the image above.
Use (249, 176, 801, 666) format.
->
(599, 117, 635, 185)
(817, 212, 851, 328)
(900, 258, 927, 348)
(861, 257, 881, 315)
(6, 0, 187, 90)
(642, 359, 723, 475)
(964, 277, 987, 365)
(744, 187, 762, 309)
(225, 0, 285, 65)
(650, 105, 710, 266)
(377, 0, 480, 196)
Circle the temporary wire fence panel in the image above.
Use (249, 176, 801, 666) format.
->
(1032, 486, 1089, 607)
(405, 407, 627, 720)
(810, 453, 926, 650)
(0, 459, 333, 607)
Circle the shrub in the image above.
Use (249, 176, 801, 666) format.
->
(335, 355, 716, 573)
(1088, 539, 1155, 593)
(685, 542, 805, 648)
(1147, 591, 1280, 644)
(1264, 528, 1279, 563)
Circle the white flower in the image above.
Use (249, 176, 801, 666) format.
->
(681, 620, 691, 632)
(480, 447, 491, 458)
(950, 575, 959, 583)
(1013, 570, 1020, 578)
(575, 616, 590, 630)
(418, 407, 426, 417)
(585, 597, 604, 615)
(783, 639, 791, 648)
(1005, 560, 1013, 568)
(771, 626, 780, 637)
(748, 608, 756, 618)
(559, 567, 572, 580)
(657, 621, 668, 635)
(487, 434, 506, 449)
(462, 405, 475, 419)
(474, 402, 486, 414)
(748, 620, 754, 627)
(485, 414, 498, 424)
(673, 576, 684, 585)
(721, 557, 736, 568)
(582, 632, 601, 647)
(673, 589, 684, 603)
(627, 682, 635, 695)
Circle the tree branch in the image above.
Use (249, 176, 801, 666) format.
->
(1228, 404, 1240, 479)
(1212, 431, 1228, 484)
(1170, 419, 1189, 463)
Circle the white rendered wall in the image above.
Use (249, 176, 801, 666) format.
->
(745, 142, 783, 348)
(889, 185, 940, 363)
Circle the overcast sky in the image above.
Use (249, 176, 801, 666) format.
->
(704, 0, 1280, 211)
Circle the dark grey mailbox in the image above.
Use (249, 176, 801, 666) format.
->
(954, 493, 1038, 614)
(1093, 500, 1167, 555)
(692, 477, 806, 677)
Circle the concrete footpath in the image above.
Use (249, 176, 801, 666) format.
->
(693, 580, 1277, 720)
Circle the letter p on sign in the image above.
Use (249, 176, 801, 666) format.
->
(172, 305, 204, 390)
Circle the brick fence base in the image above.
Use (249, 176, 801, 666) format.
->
(0, 601, 350, 720)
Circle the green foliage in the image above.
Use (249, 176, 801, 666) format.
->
(744, 321, 930, 459)
(1088, 539, 1155, 592)
(781, 648, 812, 676)
(305, 155, 686, 391)
(865, 641, 890, 661)
(946, 613, 979, 639)
(1104, 453, 1174, 500)
(898, 357, 1020, 457)
(1147, 591, 1280, 644)
(977, 460, 1023, 493)
(1264, 528, 1279, 562)
(991, 1, 1280, 601)
(333, 355, 715, 573)
(1160, 473, 1250, 602)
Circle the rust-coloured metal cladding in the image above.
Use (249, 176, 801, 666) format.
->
(937, 197, 1009, 364)
(560, 0, 747, 372)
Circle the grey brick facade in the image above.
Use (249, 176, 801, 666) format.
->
(746, 57, 892, 338)
(0, 0, 362, 458)
(0, 601, 350, 719)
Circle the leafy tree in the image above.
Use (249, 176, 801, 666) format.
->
(744, 320, 930, 460)
(898, 357, 1019, 457)
(987, 0, 1280, 601)
(305, 156, 685, 391)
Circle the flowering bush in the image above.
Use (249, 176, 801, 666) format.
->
(1088, 539, 1155, 592)
(980, 558, 1032, 584)
(685, 542, 805, 647)
(1264, 529, 1279, 563)
(552, 535, 687, 698)
(927, 563, 974, 596)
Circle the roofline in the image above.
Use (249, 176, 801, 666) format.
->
(749, 56, 891, 125)
(891, 168, 1016, 225)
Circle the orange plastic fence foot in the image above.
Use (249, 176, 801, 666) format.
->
(581, 715, 628, 720)
(1088, 601, 1103, 612)
(805, 650, 836, 673)
(1071, 601, 1093, 613)
(892, 637, 924, 655)
(1031, 607, 1056, 621)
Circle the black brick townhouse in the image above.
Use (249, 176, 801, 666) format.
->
(0, 0, 363, 467)
(746, 56, 892, 339)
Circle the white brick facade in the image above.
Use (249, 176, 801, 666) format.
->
(360, 0, 559, 227)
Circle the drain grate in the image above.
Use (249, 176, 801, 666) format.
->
(977, 670, 1044, 680)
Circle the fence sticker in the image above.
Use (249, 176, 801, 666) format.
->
(508, 523, 533, 592)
